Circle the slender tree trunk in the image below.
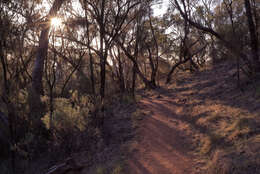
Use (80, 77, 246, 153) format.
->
(244, 0, 260, 73)
(97, 0, 107, 128)
(118, 52, 125, 93)
(89, 52, 95, 94)
(99, 42, 106, 102)
(166, 44, 206, 84)
(223, 0, 240, 87)
(99, 0, 106, 101)
(148, 10, 159, 87)
(131, 64, 137, 97)
(0, 44, 8, 92)
(85, 8, 96, 95)
(117, 40, 156, 89)
(147, 46, 156, 86)
(0, 41, 16, 174)
(49, 88, 54, 130)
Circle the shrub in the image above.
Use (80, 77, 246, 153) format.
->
(41, 97, 89, 132)
(40, 91, 100, 155)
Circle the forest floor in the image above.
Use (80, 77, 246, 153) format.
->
(42, 61, 260, 174)
(125, 62, 260, 174)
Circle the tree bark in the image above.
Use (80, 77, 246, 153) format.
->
(117, 40, 156, 89)
(85, 8, 96, 95)
(32, 0, 65, 95)
(117, 49, 126, 93)
(131, 63, 137, 97)
(30, 0, 65, 132)
(244, 0, 260, 73)
(148, 10, 159, 87)
(166, 44, 206, 84)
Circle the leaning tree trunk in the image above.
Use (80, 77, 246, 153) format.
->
(30, 0, 65, 130)
(32, 0, 65, 96)
(32, 29, 49, 95)
(116, 40, 156, 89)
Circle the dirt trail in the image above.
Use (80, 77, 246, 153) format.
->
(125, 63, 238, 174)
(126, 90, 200, 174)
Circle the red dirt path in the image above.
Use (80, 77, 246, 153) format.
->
(126, 93, 199, 174)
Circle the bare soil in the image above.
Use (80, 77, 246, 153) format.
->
(126, 62, 260, 174)
(42, 61, 260, 174)
(126, 94, 199, 174)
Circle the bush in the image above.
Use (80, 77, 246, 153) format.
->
(41, 97, 89, 132)
(40, 91, 103, 156)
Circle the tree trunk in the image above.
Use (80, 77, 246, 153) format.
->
(147, 46, 157, 87)
(89, 52, 95, 94)
(99, 0, 106, 102)
(117, 40, 156, 89)
(32, 29, 49, 95)
(30, 0, 64, 132)
(166, 44, 206, 84)
(118, 53, 125, 93)
(244, 0, 260, 73)
(100, 55, 106, 100)
(0, 40, 16, 173)
(32, 0, 65, 95)
(85, 8, 96, 95)
(131, 63, 137, 97)
(148, 10, 159, 87)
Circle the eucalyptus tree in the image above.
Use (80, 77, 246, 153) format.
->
(24, 0, 69, 140)
(77, 0, 150, 102)
(113, 1, 162, 90)
(144, 10, 160, 87)
(163, 2, 208, 83)
(172, 0, 260, 78)
(109, 44, 129, 93)
(31, 0, 66, 97)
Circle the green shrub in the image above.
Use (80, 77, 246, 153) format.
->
(96, 166, 107, 174)
(40, 92, 99, 154)
(111, 162, 124, 174)
(41, 97, 89, 132)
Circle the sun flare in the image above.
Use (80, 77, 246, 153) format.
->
(50, 17, 62, 28)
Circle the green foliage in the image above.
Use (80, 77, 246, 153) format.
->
(255, 86, 260, 97)
(12, 132, 35, 159)
(121, 94, 142, 105)
(41, 96, 90, 133)
(95, 160, 125, 174)
(111, 162, 124, 174)
(96, 166, 107, 174)
(131, 110, 143, 121)
(38, 91, 103, 156)
(121, 95, 135, 104)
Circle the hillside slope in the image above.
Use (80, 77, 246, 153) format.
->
(126, 62, 260, 174)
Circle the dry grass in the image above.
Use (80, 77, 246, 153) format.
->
(165, 62, 260, 173)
